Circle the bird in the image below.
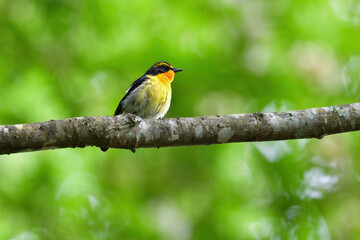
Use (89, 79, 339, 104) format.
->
(101, 61, 183, 152)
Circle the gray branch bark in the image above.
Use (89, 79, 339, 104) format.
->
(0, 103, 359, 155)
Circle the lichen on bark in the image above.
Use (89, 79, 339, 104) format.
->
(0, 103, 359, 155)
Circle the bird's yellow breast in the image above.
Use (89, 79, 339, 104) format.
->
(129, 74, 172, 118)
(139, 78, 170, 103)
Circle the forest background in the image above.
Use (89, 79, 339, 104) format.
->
(1, 0, 360, 239)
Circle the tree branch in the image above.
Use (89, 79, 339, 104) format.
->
(0, 103, 359, 155)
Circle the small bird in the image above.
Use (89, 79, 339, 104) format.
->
(101, 61, 183, 152)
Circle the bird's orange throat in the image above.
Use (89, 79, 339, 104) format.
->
(156, 70, 175, 85)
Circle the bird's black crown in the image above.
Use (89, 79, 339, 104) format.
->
(145, 61, 183, 75)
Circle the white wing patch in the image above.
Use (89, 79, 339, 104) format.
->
(126, 86, 131, 93)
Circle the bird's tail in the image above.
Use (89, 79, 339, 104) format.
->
(100, 147, 109, 152)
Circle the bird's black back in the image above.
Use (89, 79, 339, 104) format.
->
(114, 75, 147, 115)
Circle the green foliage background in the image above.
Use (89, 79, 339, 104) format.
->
(1, 0, 360, 239)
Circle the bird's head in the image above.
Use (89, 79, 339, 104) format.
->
(145, 61, 183, 76)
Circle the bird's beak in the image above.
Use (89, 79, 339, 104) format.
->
(173, 68, 183, 73)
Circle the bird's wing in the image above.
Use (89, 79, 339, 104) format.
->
(114, 75, 147, 115)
